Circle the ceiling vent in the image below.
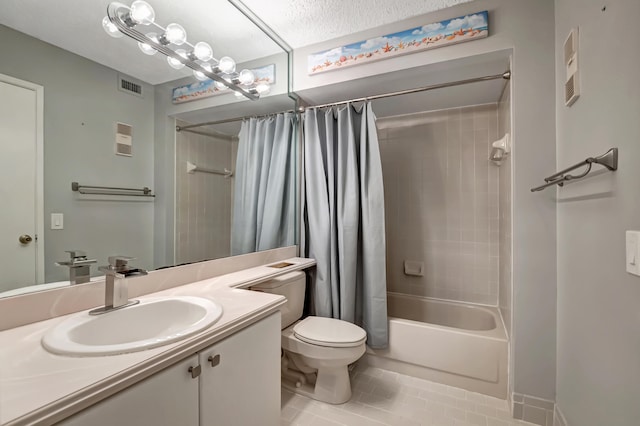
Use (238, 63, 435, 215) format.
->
(563, 28, 580, 106)
(118, 75, 143, 97)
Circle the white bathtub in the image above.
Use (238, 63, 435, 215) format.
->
(364, 292, 508, 398)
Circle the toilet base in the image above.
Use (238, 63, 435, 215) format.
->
(282, 365, 352, 404)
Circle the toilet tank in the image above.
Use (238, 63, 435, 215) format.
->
(251, 271, 305, 329)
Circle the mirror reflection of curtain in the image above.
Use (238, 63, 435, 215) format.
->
(302, 103, 388, 349)
(231, 113, 297, 255)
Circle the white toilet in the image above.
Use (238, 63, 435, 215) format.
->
(252, 271, 367, 404)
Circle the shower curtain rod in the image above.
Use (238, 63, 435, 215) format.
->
(178, 127, 239, 140)
(176, 71, 511, 132)
(176, 110, 296, 132)
(303, 70, 511, 110)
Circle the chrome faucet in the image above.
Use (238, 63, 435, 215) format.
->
(55, 250, 97, 285)
(89, 256, 148, 315)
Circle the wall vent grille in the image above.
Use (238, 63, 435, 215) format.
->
(117, 122, 132, 136)
(115, 122, 133, 157)
(563, 28, 580, 106)
(565, 74, 577, 105)
(118, 75, 143, 97)
(564, 30, 576, 64)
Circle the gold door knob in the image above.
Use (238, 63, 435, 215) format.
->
(19, 235, 33, 245)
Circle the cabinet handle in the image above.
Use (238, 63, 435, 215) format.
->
(208, 354, 220, 368)
(188, 365, 201, 379)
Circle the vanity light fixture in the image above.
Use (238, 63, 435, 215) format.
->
(102, 1, 264, 100)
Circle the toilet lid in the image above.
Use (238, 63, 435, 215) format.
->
(293, 317, 367, 348)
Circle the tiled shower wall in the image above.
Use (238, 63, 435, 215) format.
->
(175, 123, 237, 264)
(498, 83, 512, 337)
(377, 104, 500, 305)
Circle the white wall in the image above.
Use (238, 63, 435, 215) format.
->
(0, 24, 155, 284)
(293, 0, 557, 400)
(554, 1, 640, 425)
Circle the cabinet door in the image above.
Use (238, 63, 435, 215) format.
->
(58, 355, 200, 426)
(199, 313, 281, 426)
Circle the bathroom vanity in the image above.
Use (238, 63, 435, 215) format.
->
(0, 254, 316, 426)
(59, 313, 280, 426)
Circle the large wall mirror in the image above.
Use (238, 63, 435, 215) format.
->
(0, 0, 297, 297)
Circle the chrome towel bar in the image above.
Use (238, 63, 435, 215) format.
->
(71, 182, 155, 197)
(531, 148, 618, 192)
(186, 161, 233, 178)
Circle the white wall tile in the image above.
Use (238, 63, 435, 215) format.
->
(175, 121, 235, 264)
(379, 105, 500, 305)
(497, 83, 512, 339)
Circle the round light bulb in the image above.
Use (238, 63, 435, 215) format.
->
(218, 56, 236, 74)
(130, 1, 155, 25)
(102, 16, 123, 38)
(238, 69, 255, 86)
(255, 83, 270, 94)
(167, 49, 187, 70)
(193, 42, 213, 62)
(213, 80, 228, 91)
(138, 32, 158, 55)
(165, 23, 187, 45)
(193, 63, 212, 81)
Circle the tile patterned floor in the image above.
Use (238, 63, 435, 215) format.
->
(281, 364, 536, 426)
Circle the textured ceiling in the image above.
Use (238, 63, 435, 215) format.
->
(0, 0, 284, 85)
(240, 0, 475, 48)
(0, 0, 475, 85)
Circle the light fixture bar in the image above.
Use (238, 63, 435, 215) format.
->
(106, 2, 259, 100)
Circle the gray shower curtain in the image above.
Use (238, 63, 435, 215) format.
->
(302, 103, 388, 348)
(231, 113, 296, 255)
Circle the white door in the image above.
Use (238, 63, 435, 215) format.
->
(0, 75, 43, 292)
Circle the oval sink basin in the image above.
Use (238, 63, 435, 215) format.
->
(42, 296, 223, 356)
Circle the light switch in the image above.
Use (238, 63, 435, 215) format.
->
(625, 231, 640, 276)
(51, 213, 64, 230)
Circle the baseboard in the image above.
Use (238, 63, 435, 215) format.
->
(512, 392, 555, 426)
(554, 405, 568, 426)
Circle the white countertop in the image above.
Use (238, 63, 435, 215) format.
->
(0, 257, 315, 426)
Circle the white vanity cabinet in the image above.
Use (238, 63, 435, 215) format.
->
(58, 313, 281, 426)
(199, 312, 281, 426)
(59, 354, 200, 426)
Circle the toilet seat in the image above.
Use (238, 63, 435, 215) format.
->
(293, 317, 367, 348)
